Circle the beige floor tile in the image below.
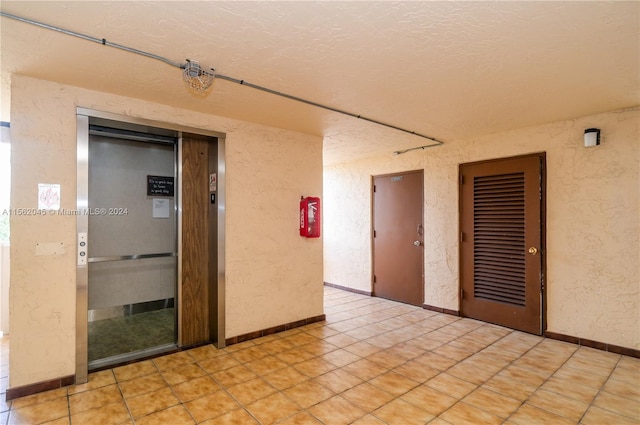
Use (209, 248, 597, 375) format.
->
(11, 388, 67, 410)
(602, 376, 640, 401)
(258, 338, 296, 355)
(507, 403, 577, 425)
(118, 372, 167, 399)
(308, 395, 366, 425)
(368, 371, 420, 396)
(539, 375, 599, 404)
(393, 360, 440, 382)
(172, 375, 220, 402)
(199, 354, 242, 374)
(498, 365, 550, 388)
(446, 360, 496, 385)
(41, 416, 73, 425)
(462, 387, 521, 418)
(572, 346, 621, 369)
(401, 384, 458, 416)
(412, 352, 458, 371)
(274, 347, 316, 365)
(300, 340, 340, 356)
(113, 360, 158, 382)
(304, 326, 340, 339)
(439, 401, 502, 425)
(322, 348, 361, 367)
(227, 377, 277, 405)
(293, 357, 337, 378)
(425, 373, 477, 399)
(125, 386, 179, 418)
(246, 392, 300, 425)
(324, 333, 361, 348)
(152, 352, 194, 372)
(135, 405, 195, 425)
(581, 405, 640, 425)
(342, 358, 388, 381)
(342, 382, 395, 412)
(482, 374, 537, 402)
(592, 390, 640, 419)
(373, 398, 434, 424)
(262, 367, 309, 391)
(552, 365, 609, 389)
(245, 355, 288, 375)
(161, 362, 207, 386)
(351, 414, 387, 424)
(314, 368, 364, 394)
(199, 407, 259, 424)
(284, 380, 334, 408)
(8, 397, 69, 425)
(281, 332, 317, 347)
(231, 345, 271, 363)
(427, 418, 453, 425)
(212, 365, 257, 388)
(277, 411, 324, 424)
(69, 384, 122, 415)
(183, 390, 240, 423)
(67, 370, 116, 395)
(366, 349, 410, 369)
(432, 342, 475, 362)
(609, 365, 640, 386)
(343, 341, 384, 357)
(527, 388, 589, 422)
(186, 344, 221, 362)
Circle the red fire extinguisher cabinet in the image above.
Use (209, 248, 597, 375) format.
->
(300, 197, 321, 238)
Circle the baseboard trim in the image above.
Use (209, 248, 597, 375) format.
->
(6, 375, 75, 401)
(225, 314, 326, 346)
(423, 304, 460, 316)
(545, 331, 639, 358)
(323, 282, 373, 296)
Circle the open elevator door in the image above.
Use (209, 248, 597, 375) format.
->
(85, 120, 179, 371)
(76, 111, 226, 383)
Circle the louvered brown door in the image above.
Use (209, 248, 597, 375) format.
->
(460, 153, 545, 335)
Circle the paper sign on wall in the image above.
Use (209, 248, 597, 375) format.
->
(152, 198, 170, 218)
(209, 173, 217, 192)
(38, 184, 61, 210)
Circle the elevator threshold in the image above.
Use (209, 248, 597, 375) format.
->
(89, 342, 177, 371)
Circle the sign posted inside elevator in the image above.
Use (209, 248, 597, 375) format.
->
(147, 175, 174, 197)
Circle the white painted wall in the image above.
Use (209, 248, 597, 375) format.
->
(9, 75, 323, 388)
(324, 108, 639, 350)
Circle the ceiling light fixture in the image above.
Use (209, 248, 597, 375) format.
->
(1, 11, 445, 146)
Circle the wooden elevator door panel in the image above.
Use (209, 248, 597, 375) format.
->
(181, 134, 210, 346)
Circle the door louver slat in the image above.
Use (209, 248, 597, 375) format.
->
(473, 172, 526, 307)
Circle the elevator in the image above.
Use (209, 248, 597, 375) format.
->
(75, 109, 225, 383)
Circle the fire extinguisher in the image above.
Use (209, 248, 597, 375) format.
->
(300, 196, 321, 238)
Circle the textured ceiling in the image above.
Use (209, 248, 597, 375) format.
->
(1, 1, 638, 164)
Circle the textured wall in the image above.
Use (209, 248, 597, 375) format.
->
(9, 76, 323, 388)
(324, 108, 639, 350)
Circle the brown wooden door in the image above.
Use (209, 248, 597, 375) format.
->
(459, 153, 545, 335)
(373, 171, 424, 306)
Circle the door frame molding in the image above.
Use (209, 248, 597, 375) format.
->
(75, 108, 226, 383)
(458, 152, 547, 334)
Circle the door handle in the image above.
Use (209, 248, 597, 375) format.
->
(528, 247, 538, 255)
(414, 240, 422, 246)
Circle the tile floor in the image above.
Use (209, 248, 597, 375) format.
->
(1, 286, 639, 424)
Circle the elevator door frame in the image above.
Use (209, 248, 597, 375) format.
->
(75, 108, 227, 384)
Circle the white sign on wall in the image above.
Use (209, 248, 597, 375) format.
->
(38, 184, 60, 210)
(152, 198, 170, 218)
